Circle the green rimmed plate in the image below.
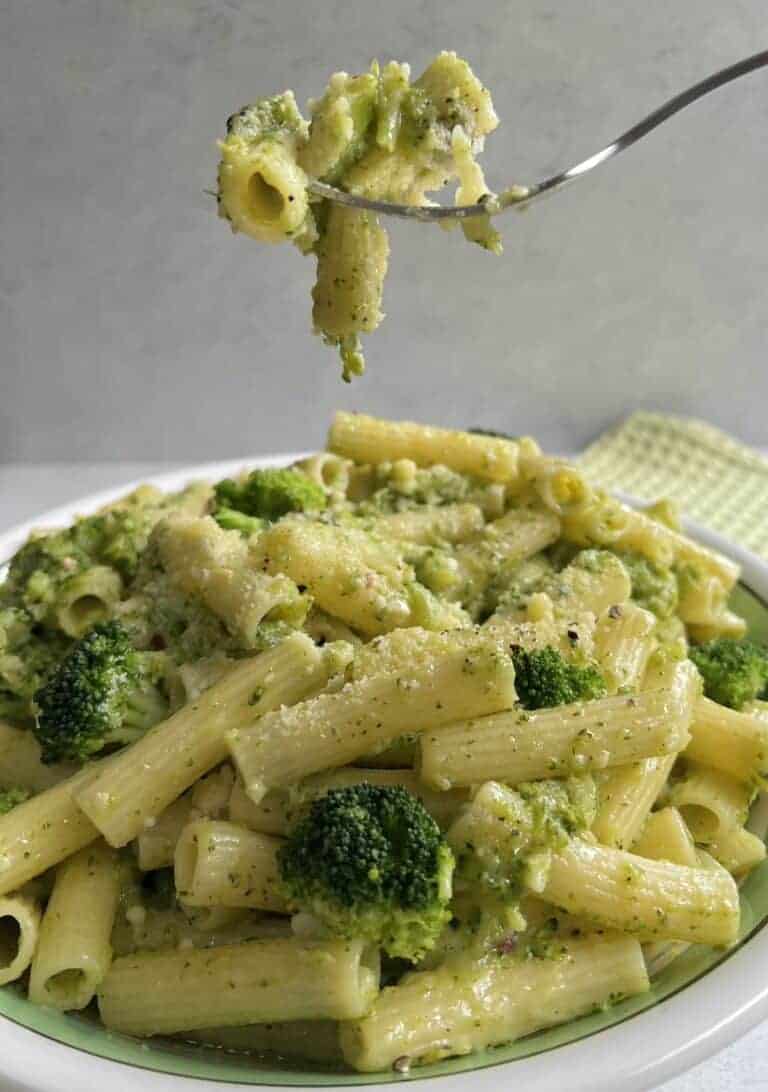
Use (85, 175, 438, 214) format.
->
(1, 462, 767, 1092)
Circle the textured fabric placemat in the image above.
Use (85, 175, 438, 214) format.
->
(579, 412, 768, 559)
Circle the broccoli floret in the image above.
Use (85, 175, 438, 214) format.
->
(214, 468, 326, 527)
(618, 552, 678, 618)
(278, 784, 454, 961)
(32, 620, 168, 764)
(0, 786, 31, 815)
(689, 638, 768, 710)
(212, 507, 266, 537)
(511, 646, 606, 710)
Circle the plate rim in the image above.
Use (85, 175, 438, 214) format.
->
(1, 454, 767, 1092)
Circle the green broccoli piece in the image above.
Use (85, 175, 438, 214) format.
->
(689, 638, 768, 710)
(212, 508, 266, 537)
(278, 783, 454, 961)
(617, 552, 678, 618)
(213, 468, 326, 527)
(511, 646, 606, 710)
(449, 776, 596, 906)
(0, 606, 72, 721)
(32, 620, 168, 764)
(0, 786, 31, 815)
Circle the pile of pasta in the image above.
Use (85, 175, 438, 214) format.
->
(0, 411, 765, 1074)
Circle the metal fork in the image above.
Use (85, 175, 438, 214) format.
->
(308, 49, 768, 222)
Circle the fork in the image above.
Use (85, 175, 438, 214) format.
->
(308, 49, 768, 222)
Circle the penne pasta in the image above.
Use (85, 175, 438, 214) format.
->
(340, 934, 649, 1072)
(99, 937, 380, 1035)
(228, 629, 517, 803)
(75, 635, 342, 847)
(420, 660, 698, 789)
(686, 696, 768, 786)
(29, 842, 121, 1010)
(328, 411, 524, 483)
(541, 837, 739, 946)
(0, 894, 41, 986)
(174, 820, 286, 911)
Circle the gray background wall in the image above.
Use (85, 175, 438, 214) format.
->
(1, 0, 766, 462)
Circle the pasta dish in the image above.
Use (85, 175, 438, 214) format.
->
(0, 412, 764, 1073)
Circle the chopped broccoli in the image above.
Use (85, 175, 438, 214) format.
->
(486, 555, 555, 618)
(689, 638, 768, 710)
(0, 606, 72, 721)
(449, 776, 596, 904)
(278, 783, 454, 961)
(0, 786, 31, 815)
(511, 646, 606, 710)
(356, 464, 473, 515)
(0, 485, 210, 627)
(617, 551, 678, 618)
(32, 620, 168, 764)
(212, 507, 266, 537)
(214, 468, 326, 526)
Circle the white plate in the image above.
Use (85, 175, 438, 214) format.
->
(1, 456, 767, 1092)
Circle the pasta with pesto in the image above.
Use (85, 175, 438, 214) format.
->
(0, 410, 762, 1075)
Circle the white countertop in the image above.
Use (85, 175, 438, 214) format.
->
(2, 461, 768, 1092)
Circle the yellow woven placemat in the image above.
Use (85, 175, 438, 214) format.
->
(578, 412, 768, 559)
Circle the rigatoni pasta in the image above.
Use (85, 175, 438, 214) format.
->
(420, 660, 697, 789)
(228, 628, 517, 803)
(98, 937, 380, 1035)
(340, 934, 649, 1071)
(0, 894, 41, 986)
(0, 410, 763, 1076)
(28, 842, 120, 1010)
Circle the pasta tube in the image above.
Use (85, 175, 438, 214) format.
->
(174, 820, 286, 912)
(686, 696, 768, 786)
(632, 807, 699, 867)
(705, 824, 766, 875)
(667, 762, 754, 842)
(55, 566, 123, 638)
(228, 630, 517, 803)
(29, 842, 120, 1010)
(155, 515, 307, 640)
(0, 769, 98, 895)
(217, 91, 310, 244)
(420, 660, 698, 789)
(312, 205, 390, 379)
(340, 934, 648, 1072)
(371, 503, 485, 546)
(76, 634, 337, 847)
(541, 837, 740, 945)
(328, 411, 523, 483)
(255, 517, 465, 637)
(99, 937, 380, 1035)
(0, 894, 41, 986)
(592, 756, 676, 850)
(593, 602, 657, 693)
